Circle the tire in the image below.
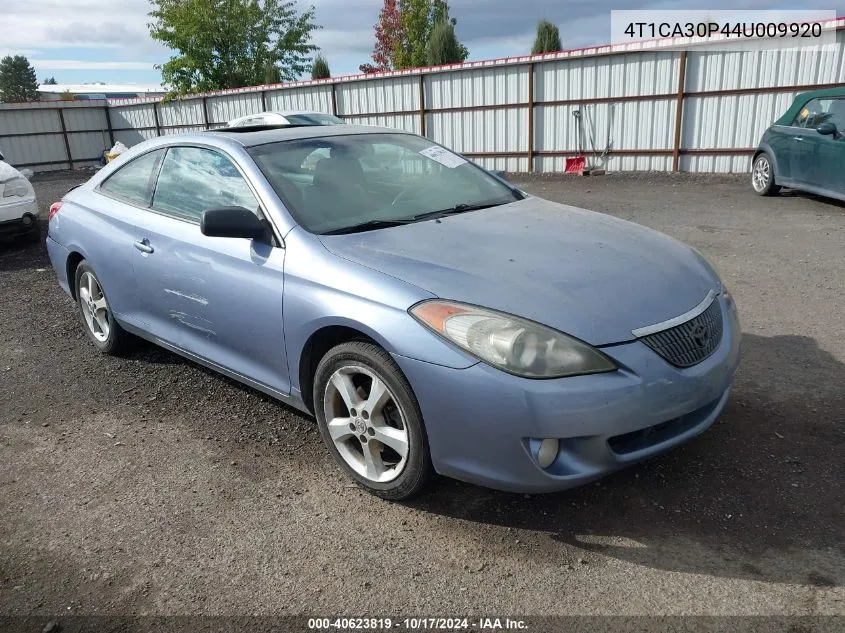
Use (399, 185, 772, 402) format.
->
(313, 341, 433, 500)
(74, 261, 133, 355)
(751, 153, 780, 196)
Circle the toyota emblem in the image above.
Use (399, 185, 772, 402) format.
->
(691, 324, 709, 348)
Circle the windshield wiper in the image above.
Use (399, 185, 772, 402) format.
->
(321, 219, 415, 235)
(321, 200, 512, 235)
(410, 201, 507, 222)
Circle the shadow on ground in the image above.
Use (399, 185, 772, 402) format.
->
(407, 333, 845, 587)
(0, 227, 47, 273)
(780, 188, 845, 210)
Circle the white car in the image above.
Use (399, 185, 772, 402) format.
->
(225, 110, 344, 128)
(0, 148, 39, 242)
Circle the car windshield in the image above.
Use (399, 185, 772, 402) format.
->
(284, 113, 344, 126)
(249, 133, 521, 234)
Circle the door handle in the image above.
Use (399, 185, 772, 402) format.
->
(792, 137, 804, 142)
(133, 239, 154, 254)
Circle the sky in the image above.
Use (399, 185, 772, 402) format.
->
(1, 0, 840, 87)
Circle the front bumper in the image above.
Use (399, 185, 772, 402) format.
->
(393, 294, 741, 493)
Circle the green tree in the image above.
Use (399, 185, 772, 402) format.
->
(148, 0, 320, 94)
(394, 0, 466, 69)
(0, 55, 39, 103)
(531, 19, 561, 54)
(42, 76, 58, 85)
(59, 90, 75, 101)
(311, 53, 330, 79)
(426, 21, 466, 66)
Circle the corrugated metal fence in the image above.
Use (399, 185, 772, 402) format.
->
(2, 25, 844, 174)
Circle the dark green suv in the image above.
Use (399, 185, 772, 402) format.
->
(752, 87, 845, 201)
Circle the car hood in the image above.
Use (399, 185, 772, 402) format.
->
(319, 197, 719, 345)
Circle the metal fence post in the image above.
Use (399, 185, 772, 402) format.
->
(419, 74, 426, 138)
(57, 107, 73, 171)
(103, 105, 115, 148)
(527, 63, 535, 173)
(331, 83, 338, 117)
(202, 96, 210, 129)
(152, 102, 161, 137)
(261, 90, 268, 112)
(672, 50, 688, 172)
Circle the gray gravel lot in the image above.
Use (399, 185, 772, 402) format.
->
(1, 171, 843, 624)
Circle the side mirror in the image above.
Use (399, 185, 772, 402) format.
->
(817, 121, 839, 137)
(201, 206, 267, 240)
(492, 169, 509, 182)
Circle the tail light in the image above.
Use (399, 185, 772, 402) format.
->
(48, 201, 63, 221)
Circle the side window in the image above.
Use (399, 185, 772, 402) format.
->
(827, 99, 845, 131)
(152, 147, 259, 222)
(792, 98, 835, 129)
(99, 149, 165, 206)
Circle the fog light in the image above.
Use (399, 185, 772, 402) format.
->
(537, 438, 559, 469)
(21, 215, 33, 226)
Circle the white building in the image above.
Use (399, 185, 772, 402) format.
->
(37, 83, 165, 101)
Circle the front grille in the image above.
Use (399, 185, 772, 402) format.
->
(639, 298, 723, 368)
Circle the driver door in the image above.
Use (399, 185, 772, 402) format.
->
(817, 98, 845, 196)
(788, 97, 830, 188)
(132, 145, 290, 395)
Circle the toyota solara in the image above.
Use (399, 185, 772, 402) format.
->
(45, 125, 741, 500)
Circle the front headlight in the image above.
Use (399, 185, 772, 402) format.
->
(2, 177, 29, 198)
(410, 300, 617, 379)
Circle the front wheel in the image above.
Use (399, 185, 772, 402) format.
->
(751, 153, 780, 196)
(313, 341, 433, 500)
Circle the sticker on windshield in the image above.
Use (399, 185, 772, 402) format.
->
(419, 146, 467, 168)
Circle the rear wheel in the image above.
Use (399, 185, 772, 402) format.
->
(75, 261, 133, 355)
(313, 341, 433, 500)
(752, 153, 780, 196)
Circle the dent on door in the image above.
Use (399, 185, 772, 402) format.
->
(159, 232, 288, 393)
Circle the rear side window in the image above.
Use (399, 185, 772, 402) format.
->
(152, 146, 259, 222)
(791, 98, 845, 129)
(99, 149, 165, 206)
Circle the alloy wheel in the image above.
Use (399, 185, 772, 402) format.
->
(78, 271, 110, 342)
(752, 156, 770, 192)
(322, 364, 410, 483)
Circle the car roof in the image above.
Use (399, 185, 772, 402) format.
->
(205, 124, 407, 148)
(794, 86, 845, 101)
(775, 87, 845, 126)
(264, 110, 334, 116)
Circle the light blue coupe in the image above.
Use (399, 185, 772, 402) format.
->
(46, 125, 741, 500)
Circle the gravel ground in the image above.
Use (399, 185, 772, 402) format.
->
(1, 171, 843, 626)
